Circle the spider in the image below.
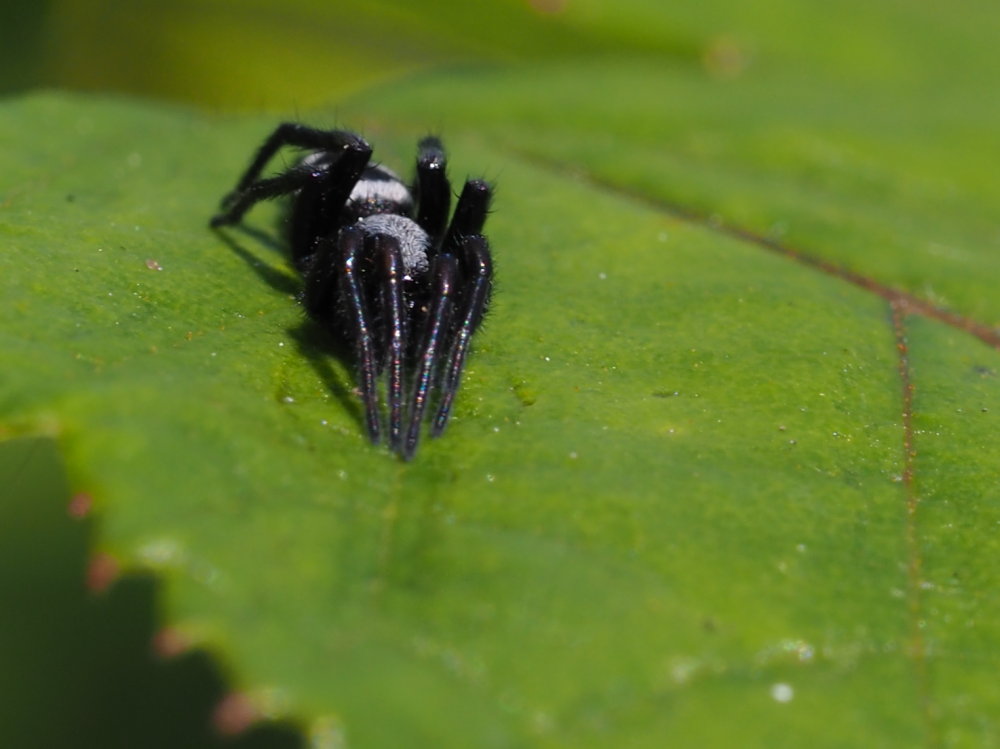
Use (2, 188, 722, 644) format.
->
(210, 124, 494, 459)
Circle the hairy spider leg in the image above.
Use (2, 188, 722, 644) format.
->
(432, 235, 493, 436)
(337, 226, 382, 445)
(413, 136, 451, 241)
(211, 143, 373, 265)
(404, 255, 459, 460)
(210, 168, 318, 227)
(373, 235, 408, 452)
(442, 179, 492, 252)
(288, 146, 371, 264)
(300, 233, 340, 319)
(228, 124, 370, 196)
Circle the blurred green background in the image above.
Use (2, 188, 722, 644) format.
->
(2, 0, 683, 110)
(7, 0, 985, 112)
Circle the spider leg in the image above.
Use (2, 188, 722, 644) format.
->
(300, 232, 339, 320)
(442, 179, 492, 252)
(211, 143, 371, 234)
(413, 136, 451, 240)
(432, 235, 493, 437)
(337, 225, 381, 445)
(287, 146, 371, 264)
(404, 255, 459, 460)
(372, 235, 407, 453)
(227, 124, 370, 198)
(211, 169, 317, 227)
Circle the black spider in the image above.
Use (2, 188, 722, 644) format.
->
(210, 124, 494, 459)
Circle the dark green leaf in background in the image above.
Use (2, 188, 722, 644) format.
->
(2, 1, 999, 747)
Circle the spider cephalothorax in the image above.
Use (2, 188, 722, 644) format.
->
(210, 124, 494, 459)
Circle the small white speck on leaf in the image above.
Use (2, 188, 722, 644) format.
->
(771, 683, 794, 703)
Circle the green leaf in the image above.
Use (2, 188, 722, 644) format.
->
(3, 1, 1000, 746)
(0, 437, 302, 748)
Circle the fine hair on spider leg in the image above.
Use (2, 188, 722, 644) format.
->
(210, 124, 494, 459)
